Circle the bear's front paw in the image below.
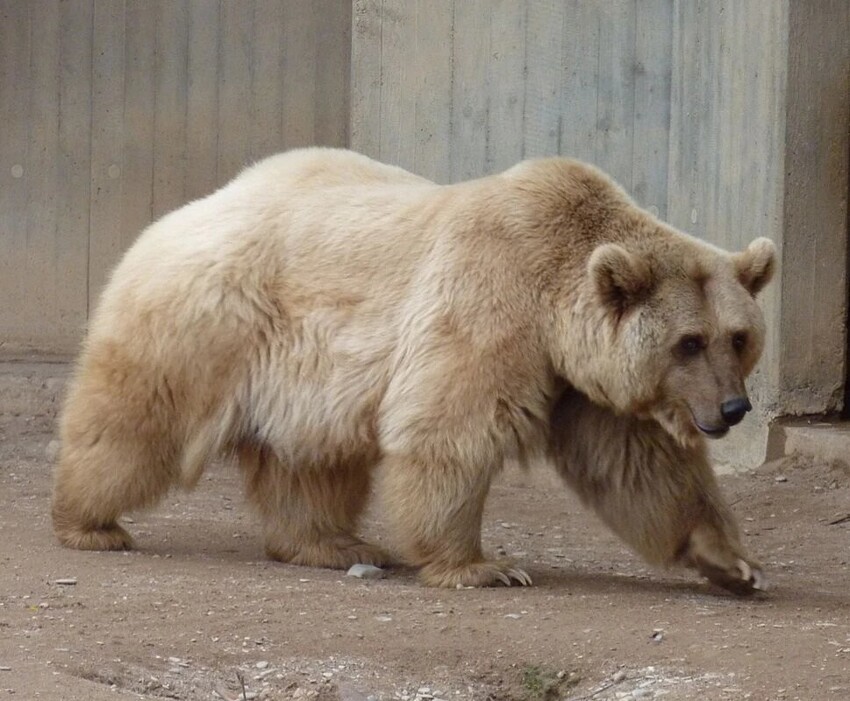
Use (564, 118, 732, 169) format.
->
(266, 536, 393, 570)
(419, 559, 533, 588)
(695, 556, 767, 596)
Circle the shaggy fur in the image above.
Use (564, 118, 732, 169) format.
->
(52, 148, 775, 591)
(550, 389, 763, 594)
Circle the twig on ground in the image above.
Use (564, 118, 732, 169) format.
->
(237, 670, 248, 701)
(565, 680, 616, 701)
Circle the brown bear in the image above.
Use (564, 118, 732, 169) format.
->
(51, 148, 775, 592)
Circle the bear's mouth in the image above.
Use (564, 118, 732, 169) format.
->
(694, 421, 729, 439)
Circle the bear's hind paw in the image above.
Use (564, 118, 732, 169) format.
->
(55, 523, 134, 551)
(419, 559, 532, 588)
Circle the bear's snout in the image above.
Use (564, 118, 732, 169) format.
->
(720, 397, 752, 427)
(720, 397, 753, 426)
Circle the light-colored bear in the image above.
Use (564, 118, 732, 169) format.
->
(52, 148, 775, 592)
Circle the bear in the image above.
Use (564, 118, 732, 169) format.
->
(51, 147, 775, 592)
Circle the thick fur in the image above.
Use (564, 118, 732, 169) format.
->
(550, 389, 763, 594)
(52, 148, 775, 590)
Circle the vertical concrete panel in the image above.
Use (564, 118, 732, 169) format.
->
(250, 0, 285, 162)
(89, 0, 127, 309)
(631, 0, 672, 218)
(450, 0, 491, 181)
(350, 0, 383, 158)
(410, 0, 452, 181)
(0, 0, 31, 341)
(313, 0, 352, 148)
(56, 1, 93, 339)
(185, 0, 221, 201)
(24, 1, 62, 346)
(120, 0, 156, 256)
(152, 0, 190, 218)
(377, 0, 414, 168)
(280, 0, 317, 150)
(780, 0, 849, 414)
(593, 2, 636, 190)
(216, 0, 252, 183)
(523, 1, 564, 158)
(559, 0, 599, 164)
(485, 0, 526, 173)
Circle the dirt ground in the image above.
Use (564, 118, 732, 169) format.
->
(1, 402, 849, 701)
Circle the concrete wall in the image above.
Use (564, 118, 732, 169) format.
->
(0, 0, 351, 353)
(351, 0, 850, 469)
(1, 1, 847, 470)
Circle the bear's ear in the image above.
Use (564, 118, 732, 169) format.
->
(588, 243, 654, 313)
(733, 237, 776, 297)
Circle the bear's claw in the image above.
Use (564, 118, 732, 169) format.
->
(420, 560, 533, 588)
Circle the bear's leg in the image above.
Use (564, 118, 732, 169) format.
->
(240, 446, 391, 569)
(381, 452, 532, 588)
(52, 377, 177, 551)
(550, 390, 765, 595)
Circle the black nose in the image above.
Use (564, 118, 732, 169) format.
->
(721, 397, 752, 426)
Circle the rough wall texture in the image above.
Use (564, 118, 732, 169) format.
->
(0, 0, 351, 352)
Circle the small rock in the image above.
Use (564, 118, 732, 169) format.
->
(54, 578, 78, 586)
(612, 670, 627, 683)
(346, 564, 385, 580)
(650, 629, 664, 642)
(0, 667, 10, 672)
(255, 661, 269, 670)
(504, 613, 521, 619)
(375, 615, 393, 622)
(774, 475, 788, 483)
(45, 440, 61, 463)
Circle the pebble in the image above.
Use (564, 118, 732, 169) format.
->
(775, 475, 788, 482)
(45, 439, 61, 463)
(375, 615, 393, 622)
(612, 670, 627, 683)
(0, 667, 10, 672)
(255, 661, 269, 669)
(346, 564, 386, 580)
(54, 578, 78, 586)
(650, 629, 664, 642)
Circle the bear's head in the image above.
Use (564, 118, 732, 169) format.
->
(583, 234, 776, 447)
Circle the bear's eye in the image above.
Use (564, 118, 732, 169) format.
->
(678, 335, 705, 357)
(732, 331, 748, 352)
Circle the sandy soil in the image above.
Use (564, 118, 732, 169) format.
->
(1, 408, 848, 701)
